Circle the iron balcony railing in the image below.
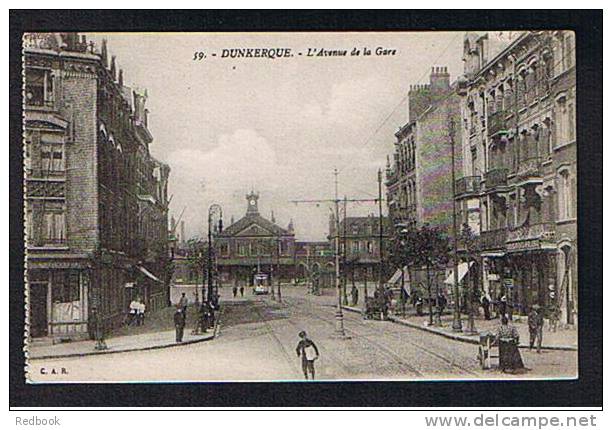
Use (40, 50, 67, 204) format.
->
(479, 228, 508, 251)
(455, 176, 481, 196)
(516, 156, 542, 179)
(507, 222, 555, 243)
(487, 110, 509, 137)
(484, 168, 508, 189)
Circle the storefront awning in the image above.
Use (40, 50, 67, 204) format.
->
(137, 266, 162, 283)
(444, 262, 474, 286)
(387, 266, 408, 285)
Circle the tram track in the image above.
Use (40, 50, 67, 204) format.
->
(341, 309, 480, 377)
(282, 298, 425, 378)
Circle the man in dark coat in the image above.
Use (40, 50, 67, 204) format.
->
(174, 308, 186, 342)
(528, 305, 544, 353)
(481, 294, 491, 320)
(350, 284, 359, 306)
(295, 331, 320, 380)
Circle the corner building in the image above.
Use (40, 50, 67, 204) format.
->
(24, 33, 170, 340)
(455, 31, 577, 324)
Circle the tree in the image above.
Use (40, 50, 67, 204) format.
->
(410, 224, 451, 326)
(184, 238, 207, 301)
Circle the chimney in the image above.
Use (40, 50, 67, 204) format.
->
(271, 210, 276, 224)
(110, 55, 117, 80)
(118, 69, 124, 87)
(430, 65, 450, 95)
(101, 39, 108, 67)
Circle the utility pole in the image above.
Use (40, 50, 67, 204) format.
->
(290, 170, 381, 337)
(276, 235, 282, 302)
(333, 169, 345, 337)
(449, 118, 463, 332)
(342, 195, 348, 306)
(377, 168, 385, 297)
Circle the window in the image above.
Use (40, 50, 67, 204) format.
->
(43, 203, 66, 245)
(567, 102, 575, 142)
(555, 95, 575, 146)
(367, 242, 373, 254)
(558, 169, 573, 220)
(563, 33, 575, 71)
(24, 138, 32, 172)
(471, 147, 478, 177)
(25, 68, 54, 107)
(40, 142, 64, 173)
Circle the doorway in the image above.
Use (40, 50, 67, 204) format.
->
(29, 282, 48, 337)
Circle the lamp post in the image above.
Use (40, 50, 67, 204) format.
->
(207, 204, 223, 305)
(449, 118, 463, 332)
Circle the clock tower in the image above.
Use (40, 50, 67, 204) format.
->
(245, 190, 260, 216)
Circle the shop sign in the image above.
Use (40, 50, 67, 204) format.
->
(507, 238, 540, 251)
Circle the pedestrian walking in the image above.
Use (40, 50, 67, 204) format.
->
(295, 331, 319, 380)
(496, 316, 525, 373)
(350, 284, 359, 306)
(528, 304, 544, 353)
(174, 308, 186, 342)
(178, 292, 189, 323)
(239, 285, 245, 297)
(481, 294, 491, 320)
(548, 303, 561, 332)
(498, 294, 507, 319)
(232, 284, 238, 298)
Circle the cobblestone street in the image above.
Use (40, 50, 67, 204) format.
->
(28, 286, 577, 382)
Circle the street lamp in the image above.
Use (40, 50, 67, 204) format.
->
(207, 204, 223, 306)
(449, 118, 463, 332)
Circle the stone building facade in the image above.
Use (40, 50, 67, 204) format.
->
(24, 33, 170, 340)
(455, 31, 577, 324)
(215, 192, 297, 286)
(329, 215, 391, 284)
(386, 66, 463, 235)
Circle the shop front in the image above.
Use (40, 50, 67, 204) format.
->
(27, 260, 90, 341)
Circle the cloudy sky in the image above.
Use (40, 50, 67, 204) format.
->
(87, 32, 509, 241)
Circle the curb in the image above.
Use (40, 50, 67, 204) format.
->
(29, 309, 223, 361)
(342, 306, 577, 352)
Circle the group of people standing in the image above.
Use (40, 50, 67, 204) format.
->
(232, 284, 245, 298)
(126, 297, 146, 326)
(173, 292, 216, 343)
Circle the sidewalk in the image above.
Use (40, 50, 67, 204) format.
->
(28, 305, 220, 360)
(343, 305, 577, 351)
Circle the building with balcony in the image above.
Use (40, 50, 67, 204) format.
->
(24, 33, 171, 340)
(456, 31, 577, 325)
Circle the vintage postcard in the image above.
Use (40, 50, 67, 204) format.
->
(23, 30, 578, 383)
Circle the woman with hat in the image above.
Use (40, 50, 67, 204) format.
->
(496, 316, 525, 373)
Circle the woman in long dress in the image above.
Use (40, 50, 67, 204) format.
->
(496, 316, 525, 373)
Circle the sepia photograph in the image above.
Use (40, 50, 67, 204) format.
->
(19, 27, 585, 385)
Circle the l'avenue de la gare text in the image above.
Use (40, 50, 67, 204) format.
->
(217, 47, 397, 59)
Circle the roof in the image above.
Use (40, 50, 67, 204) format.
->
(218, 214, 291, 238)
(335, 216, 392, 237)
